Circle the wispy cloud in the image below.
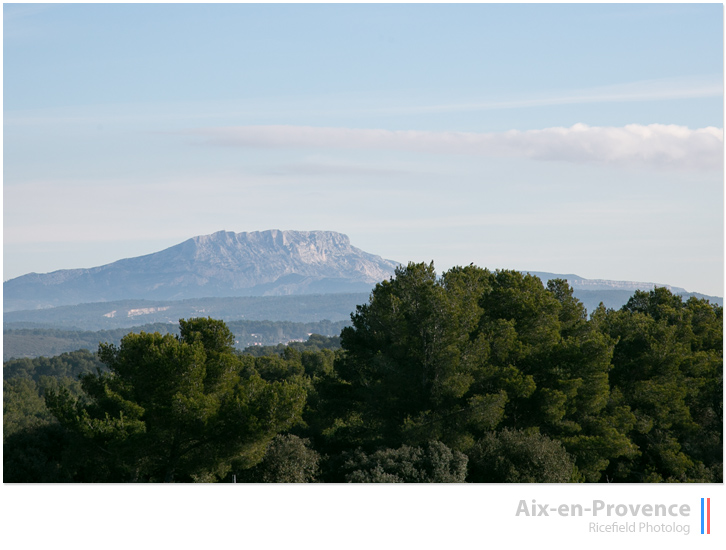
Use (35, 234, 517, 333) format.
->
(409, 75, 723, 114)
(5, 76, 721, 128)
(269, 157, 415, 177)
(3, 3, 52, 21)
(188, 123, 724, 171)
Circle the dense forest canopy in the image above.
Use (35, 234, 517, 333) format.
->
(4, 263, 722, 482)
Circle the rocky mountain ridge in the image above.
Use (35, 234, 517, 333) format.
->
(4, 229, 719, 314)
(3, 230, 399, 312)
(526, 271, 688, 293)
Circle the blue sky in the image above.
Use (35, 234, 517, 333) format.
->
(3, 2, 724, 296)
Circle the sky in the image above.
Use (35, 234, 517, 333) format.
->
(3, 2, 724, 296)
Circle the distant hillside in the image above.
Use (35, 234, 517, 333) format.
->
(4, 282, 720, 336)
(525, 271, 721, 312)
(3, 229, 399, 312)
(3, 293, 369, 331)
(564, 289, 721, 314)
(3, 319, 349, 360)
(525, 271, 690, 293)
(3, 324, 178, 361)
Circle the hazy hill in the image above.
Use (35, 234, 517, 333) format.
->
(3, 230, 398, 312)
(2, 319, 349, 360)
(4, 280, 720, 336)
(3, 293, 369, 331)
(524, 271, 721, 312)
(525, 271, 689, 293)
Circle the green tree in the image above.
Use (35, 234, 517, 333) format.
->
(3, 348, 105, 383)
(467, 428, 575, 483)
(330, 264, 636, 481)
(45, 318, 308, 482)
(335, 263, 498, 451)
(3, 423, 74, 483)
(238, 434, 321, 483)
(3, 378, 54, 441)
(599, 290, 723, 482)
(342, 440, 468, 483)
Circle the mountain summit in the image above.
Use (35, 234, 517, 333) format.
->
(3, 230, 400, 311)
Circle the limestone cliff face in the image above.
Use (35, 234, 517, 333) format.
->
(3, 230, 400, 311)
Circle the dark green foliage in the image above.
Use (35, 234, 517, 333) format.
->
(599, 289, 723, 482)
(3, 352, 92, 442)
(326, 263, 720, 483)
(252, 350, 306, 382)
(5, 268, 722, 483)
(300, 348, 336, 379)
(3, 423, 75, 483)
(3, 378, 56, 441)
(3, 349, 106, 382)
(335, 263, 501, 451)
(41, 318, 308, 482)
(342, 441, 468, 483)
(467, 428, 575, 483)
(333, 264, 634, 483)
(238, 434, 321, 483)
(242, 333, 341, 357)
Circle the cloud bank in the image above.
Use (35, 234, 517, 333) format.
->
(189, 123, 723, 171)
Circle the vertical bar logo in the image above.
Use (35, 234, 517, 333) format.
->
(701, 498, 711, 534)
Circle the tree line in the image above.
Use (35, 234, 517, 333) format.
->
(4, 263, 722, 482)
(3, 319, 348, 360)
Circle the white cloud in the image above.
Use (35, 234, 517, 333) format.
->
(188, 123, 724, 171)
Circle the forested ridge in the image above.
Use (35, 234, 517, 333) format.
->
(4, 263, 722, 483)
(3, 319, 348, 360)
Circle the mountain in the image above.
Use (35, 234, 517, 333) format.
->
(3, 230, 399, 312)
(524, 271, 689, 293)
(5, 229, 721, 316)
(524, 271, 721, 313)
